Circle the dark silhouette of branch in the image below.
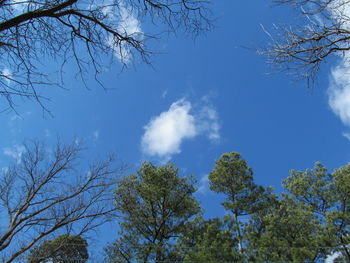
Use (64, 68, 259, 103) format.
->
(0, 139, 124, 263)
(0, 0, 211, 112)
(261, 0, 350, 87)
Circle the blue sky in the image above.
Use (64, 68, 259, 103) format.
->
(1, 0, 350, 258)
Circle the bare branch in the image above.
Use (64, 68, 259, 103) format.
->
(262, 0, 350, 87)
(0, 139, 125, 263)
(0, 0, 212, 112)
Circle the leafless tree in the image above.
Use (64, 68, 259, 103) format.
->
(0, 0, 211, 111)
(0, 139, 124, 263)
(261, 0, 350, 87)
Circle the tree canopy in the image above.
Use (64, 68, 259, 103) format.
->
(175, 216, 240, 262)
(208, 152, 274, 257)
(28, 234, 88, 263)
(1, 147, 350, 262)
(0, 139, 122, 263)
(106, 162, 200, 263)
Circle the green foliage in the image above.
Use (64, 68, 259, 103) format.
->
(175, 216, 241, 262)
(102, 154, 350, 262)
(209, 152, 253, 209)
(28, 235, 88, 263)
(247, 162, 350, 262)
(209, 152, 274, 215)
(248, 195, 327, 262)
(208, 152, 274, 257)
(284, 163, 350, 261)
(284, 162, 335, 214)
(107, 162, 200, 263)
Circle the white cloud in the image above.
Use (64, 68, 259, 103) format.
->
(107, 2, 143, 63)
(1, 68, 12, 84)
(100, 0, 114, 18)
(342, 132, 350, 141)
(196, 105, 221, 141)
(91, 0, 143, 63)
(328, 1, 350, 129)
(329, 0, 350, 28)
(3, 145, 25, 164)
(141, 99, 220, 159)
(329, 55, 350, 126)
(117, 5, 141, 37)
(142, 100, 197, 159)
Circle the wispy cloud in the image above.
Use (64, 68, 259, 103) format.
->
(44, 129, 51, 137)
(3, 145, 25, 164)
(328, 1, 350, 130)
(162, 89, 168, 99)
(1, 68, 12, 84)
(100, 0, 114, 18)
(74, 138, 80, 145)
(329, 54, 350, 127)
(141, 98, 220, 159)
(93, 130, 100, 141)
(196, 105, 220, 141)
(8, 114, 22, 135)
(106, 1, 143, 63)
(197, 174, 210, 194)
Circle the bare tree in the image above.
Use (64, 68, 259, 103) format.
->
(262, 0, 350, 86)
(0, 139, 124, 263)
(0, 0, 211, 111)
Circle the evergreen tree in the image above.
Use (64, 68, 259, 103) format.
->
(106, 162, 200, 263)
(28, 235, 88, 263)
(208, 152, 273, 259)
(248, 195, 326, 262)
(175, 216, 241, 262)
(284, 162, 350, 261)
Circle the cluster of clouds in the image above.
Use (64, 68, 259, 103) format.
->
(141, 98, 220, 160)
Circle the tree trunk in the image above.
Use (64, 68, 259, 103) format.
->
(233, 211, 244, 255)
(155, 244, 163, 263)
